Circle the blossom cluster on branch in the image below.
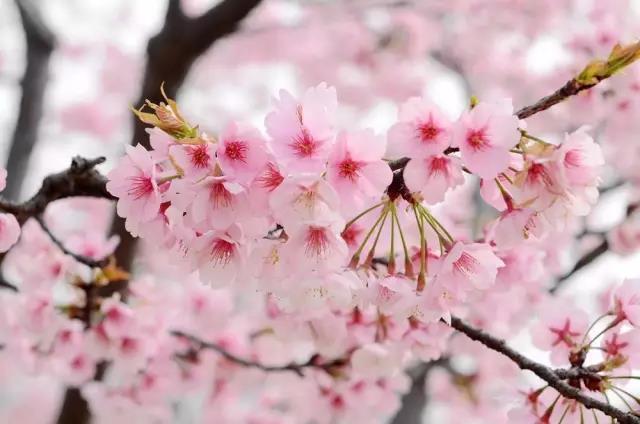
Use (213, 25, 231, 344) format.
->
(1, 37, 640, 423)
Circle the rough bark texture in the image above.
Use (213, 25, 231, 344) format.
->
(4, 0, 55, 201)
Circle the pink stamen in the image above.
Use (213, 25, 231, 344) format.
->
(127, 175, 154, 200)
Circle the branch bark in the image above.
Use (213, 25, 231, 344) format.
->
(0, 156, 113, 224)
(449, 316, 640, 424)
(4, 0, 55, 200)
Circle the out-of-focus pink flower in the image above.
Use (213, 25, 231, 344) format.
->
(553, 127, 604, 187)
(611, 279, 640, 326)
(531, 302, 589, 365)
(351, 343, 402, 379)
(0, 213, 20, 252)
(609, 212, 640, 255)
(490, 208, 547, 249)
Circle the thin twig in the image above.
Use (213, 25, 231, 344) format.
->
(34, 216, 109, 269)
(0, 156, 114, 224)
(171, 331, 346, 377)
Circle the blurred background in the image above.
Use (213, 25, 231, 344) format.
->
(2, 0, 640, 422)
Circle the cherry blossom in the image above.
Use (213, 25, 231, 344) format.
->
(106, 144, 161, 235)
(265, 83, 337, 174)
(387, 97, 452, 158)
(403, 154, 464, 204)
(451, 99, 520, 179)
(216, 121, 269, 186)
(327, 129, 392, 213)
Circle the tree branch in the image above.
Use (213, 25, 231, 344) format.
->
(5, 0, 56, 200)
(515, 78, 599, 120)
(449, 316, 640, 424)
(550, 239, 609, 294)
(34, 215, 110, 269)
(0, 156, 114, 225)
(171, 330, 346, 377)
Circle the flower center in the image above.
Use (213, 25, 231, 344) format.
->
(189, 144, 211, 168)
(549, 319, 581, 347)
(210, 239, 235, 266)
(256, 163, 284, 192)
(418, 120, 441, 143)
(210, 182, 233, 209)
(127, 175, 154, 200)
(428, 156, 449, 177)
(466, 129, 490, 151)
(290, 130, 318, 158)
(224, 141, 248, 162)
(338, 158, 362, 181)
(452, 252, 481, 279)
(305, 227, 329, 258)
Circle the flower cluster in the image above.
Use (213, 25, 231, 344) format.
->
(0, 80, 628, 423)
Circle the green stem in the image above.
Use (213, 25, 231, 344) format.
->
(351, 205, 389, 263)
(344, 201, 384, 230)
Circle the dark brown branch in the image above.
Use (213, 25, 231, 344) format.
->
(515, 78, 597, 120)
(0, 156, 114, 225)
(172, 331, 346, 377)
(390, 360, 448, 424)
(449, 316, 640, 424)
(111, 0, 264, 275)
(34, 216, 109, 269)
(4, 0, 56, 200)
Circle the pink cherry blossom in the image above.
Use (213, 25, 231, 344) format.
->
(282, 218, 348, 275)
(611, 279, 640, 326)
(269, 175, 339, 227)
(216, 121, 269, 186)
(553, 127, 604, 187)
(403, 154, 464, 204)
(189, 176, 249, 230)
(387, 97, 452, 158)
(169, 141, 215, 181)
(106, 144, 161, 235)
(265, 83, 337, 174)
(437, 242, 505, 290)
(327, 130, 392, 213)
(490, 208, 547, 249)
(190, 225, 246, 287)
(451, 99, 520, 179)
(531, 302, 589, 365)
